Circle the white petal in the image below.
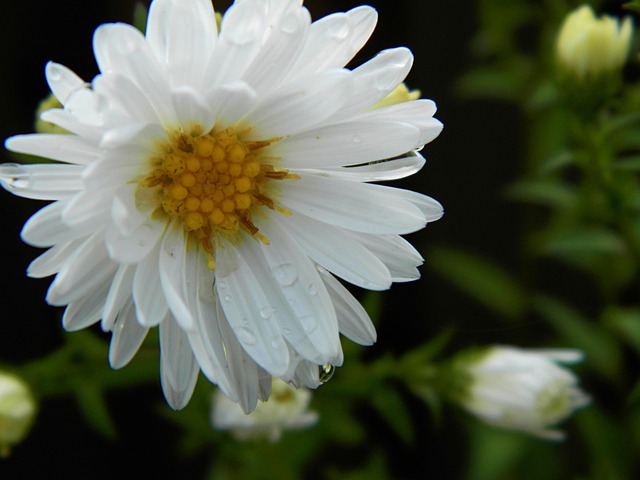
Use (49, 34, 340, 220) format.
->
(61, 187, 112, 230)
(132, 244, 169, 327)
(146, 0, 218, 89)
(348, 232, 423, 282)
(46, 232, 117, 306)
(21, 200, 84, 247)
(382, 186, 444, 222)
(171, 86, 216, 133)
(45, 62, 86, 104)
(158, 225, 195, 330)
(274, 120, 420, 169)
(39, 109, 104, 140)
(318, 153, 426, 182)
(240, 4, 310, 95)
(281, 173, 427, 234)
(5, 134, 99, 165)
(109, 298, 149, 369)
(102, 264, 135, 332)
(280, 213, 392, 290)
(318, 266, 377, 345)
(334, 47, 414, 119)
(159, 314, 199, 410)
(62, 277, 110, 331)
(205, 82, 258, 126)
(288, 6, 378, 81)
(27, 239, 84, 279)
(105, 218, 165, 264)
(93, 23, 175, 126)
(100, 122, 167, 150)
(0, 163, 83, 201)
(218, 311, 261, 413)
(92, 73, 161, 125)
(256, 221, 342, 362)
(204, 0, 268, 86)
(242, 69, 352, 139)
(215, 240, 290, 376)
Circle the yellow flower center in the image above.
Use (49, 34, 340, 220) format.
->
(139, 127, 294, 257)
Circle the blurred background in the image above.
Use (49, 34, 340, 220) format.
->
(1, 0, 638, 479)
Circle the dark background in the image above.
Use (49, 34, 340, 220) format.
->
(0, 1, 524, 478)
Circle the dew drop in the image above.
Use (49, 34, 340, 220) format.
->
(218, 280, 227, 289)
(328, 15, 350, 40)
(223, 294, 232, 302)
(280, 12, 300, 34)
(47, 64, 62, 82)
(300, 315, 317, 334)
(235, 326, 256, 345)
(308, 283, 318, 296)
(270, 337, 283, 349)
(352, 135, 362, 143)
(319, 363, 335, 384)
(271, 263, 298, 286)
(259, 306, 274, 319)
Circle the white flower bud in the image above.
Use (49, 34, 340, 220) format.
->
(211, 378, 318, 442)
(556, 5, 632, 80)
(0, 373, 36, 456)
(457, 346, 590, 440)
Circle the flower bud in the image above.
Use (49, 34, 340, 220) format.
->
(211, 378, 318, 441)
(449, 346, 590, 440)
(0, 372, 36, 456)
(556, 5, 632, 80)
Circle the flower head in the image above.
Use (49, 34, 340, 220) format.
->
(0, 372, 36, 456)
(212, 377, 317, 441)
(451, 346, 590, 440)
(0, 0, 443, 412)
(556, 5, 633, 80)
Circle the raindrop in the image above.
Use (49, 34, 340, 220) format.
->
(319, 363, 335, 384)
(271, 263, 298, 287)
(235, 326, 256, 346)
(328, 15, 350, 40)
(352, 135, 362, 143)
(259, 306, 274, 319)
(270, 337, 283, 349)
(223, 294, 232, 302)
(300, 315, 317, 334)
(308, 283, 318, 296)
(280, 12, 300, 34)
(47, 64, 62, 82)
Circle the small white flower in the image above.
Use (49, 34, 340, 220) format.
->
(212, 378, 317, 441)
(556, 4, 633, 79)
(0, 0, 442, 412)
(458, 346, 590, 440)
(0, 373, 36, 456)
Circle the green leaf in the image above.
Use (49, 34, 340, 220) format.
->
(465, 422, 528, 480)
(532, 295, 622, 380)
(74, 381, 117, 439)
(624, 2, 640, 13)
(603, 307, 640, 356)
(544, 227, 627, 256)
(537, 151, 575, 175)
(612, 155, 640, 171)
(429, 246, 526, 320)
(505, 179, 578, 209)
(370, 385, 415, 444)
(133, 2, 149, 34)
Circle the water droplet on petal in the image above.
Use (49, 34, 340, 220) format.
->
(235, 326, 256, 345)
(270, 337, 283, 349)
(300, 315, 317, 334)
(224, 294, 232, 302)
(259, 306, 274, 319)
(271, 263, 298, 286)
(308, 283, 318, 296)
(48, 64, 62, 82)
(329, 15, 350, 40)
(319, 363, 335, 384)
(352, 135, 362, 143)
(280, 12, 300, 34)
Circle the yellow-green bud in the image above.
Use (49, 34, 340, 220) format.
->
(556, 5, 632, 80)
(0, 373, 37, 456)
(372, 83, 421, 109)
(34, 93, 69, 134)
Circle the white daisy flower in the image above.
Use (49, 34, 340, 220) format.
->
(212, 377, 318, 441)
(456, 346, 590, 440)
(0, 0, 443, 412)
